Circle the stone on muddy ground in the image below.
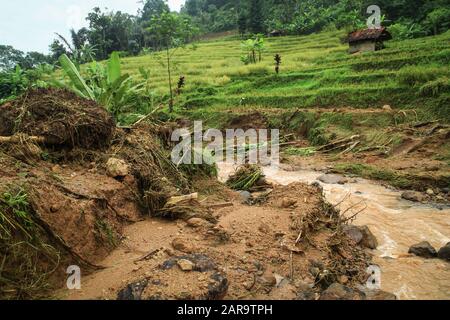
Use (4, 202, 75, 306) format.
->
(408, 241, 437, 258)
(343, 225, 378, 249)
(162, 254, 217, 272)
(171, 237, 195, 253)
(117, 280, 148, 300)
(280, 198, 297, 208)
(296, 281, 316, 300)
(401, 191, 426, 202)
(437, 242, 450, 261)
(317, 174, 348, 185)
(118, 254, 228, 300)
(186, 217, 209, 228)
(238, 190, 252, 204)
(258, 268, 277, 287)
(319, 283, 365, 300)
(177, 259, 194, 271)
(106, 158, 129, 177)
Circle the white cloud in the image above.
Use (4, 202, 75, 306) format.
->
(0, 0, 186, 53)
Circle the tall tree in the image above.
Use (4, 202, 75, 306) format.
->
(140, 0, 170, 21)
(248, 0, 265, 34)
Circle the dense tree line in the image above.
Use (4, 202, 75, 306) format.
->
(182, 0, 450, 37)
(1, 0, 449, 72)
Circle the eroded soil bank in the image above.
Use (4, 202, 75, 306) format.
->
(219, 163, 450, 299)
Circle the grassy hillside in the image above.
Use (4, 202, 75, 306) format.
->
(119, 29, 450, 123)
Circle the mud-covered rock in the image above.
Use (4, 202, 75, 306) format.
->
(317, 174, 348, 185)
(207, 272, 229, 300)
(162, 254, 217, 272)
(106, 158, 129, 177)
(408, 241, 437, 258)
(401, 191, 426, 202)
(186, 217, 209, 228)
(117, 280, 148, 300)
(319, 283, 365, 300)
(177, 259, 194, 271)
(343, 225, 378, 249)
(437, 242, 450, 261)
(238, 190, 252, 204)
(171, 237, 195, 253)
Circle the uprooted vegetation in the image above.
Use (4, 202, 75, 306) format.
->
(0, 88, 216, 299)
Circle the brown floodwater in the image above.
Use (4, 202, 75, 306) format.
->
(218, 162, 450, 300)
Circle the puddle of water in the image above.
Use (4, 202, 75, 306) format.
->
(217, 162, 450, 300)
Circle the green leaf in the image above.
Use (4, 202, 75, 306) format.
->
(107, 52, 121, 84)
(58, 54, 95, 100)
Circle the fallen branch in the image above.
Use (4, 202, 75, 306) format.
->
(316, 135, 360, 152)
(166, 193, 198, 206)
(132, 103, 164, 128)
(0, 135, 46, 144)
(206, 202, 234, 209)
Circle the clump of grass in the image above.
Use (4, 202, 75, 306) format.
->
(419, 77, 450, 97)
(284, 146, 316, 156)
(226, 164, 263, 191)
(94, 219, 119, 248)
(0, 185, 60, 299)
(332, 163, 413, 189)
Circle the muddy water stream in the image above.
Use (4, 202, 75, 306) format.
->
(218, 163, 450, 300)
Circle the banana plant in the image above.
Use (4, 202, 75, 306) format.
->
(58, 52, 150, 119)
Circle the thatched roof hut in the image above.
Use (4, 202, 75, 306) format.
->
(347, 27, 392, 54)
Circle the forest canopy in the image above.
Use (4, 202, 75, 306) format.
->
(1, 0, 449, 71)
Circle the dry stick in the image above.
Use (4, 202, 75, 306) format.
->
(341, 203, 368, 223)
(0, 135, 46, 144)
(337, 141, 360, 156)
(289, 251, 294, 280)
(412, 120, 439, 128)
(131, 103, 164, 128)
(316, 135, 360, 152)
(135, 248, 163, 262)
(332, 192, 351, 209)
(340, 199, 366, 216)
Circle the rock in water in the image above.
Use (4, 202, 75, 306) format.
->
(408, 241, 437, 258)
(343, 225, 378, 249)
(401, 191, 426, 202)
(437, 242, 450, 261)
(343, 225, 363, 244)
(317, 174, 348, 185)
(106, 158, 129, 177)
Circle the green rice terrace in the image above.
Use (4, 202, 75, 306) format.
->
(119, 30, 450, 123)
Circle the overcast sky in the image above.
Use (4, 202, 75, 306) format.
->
(0, 0, 185, 54)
